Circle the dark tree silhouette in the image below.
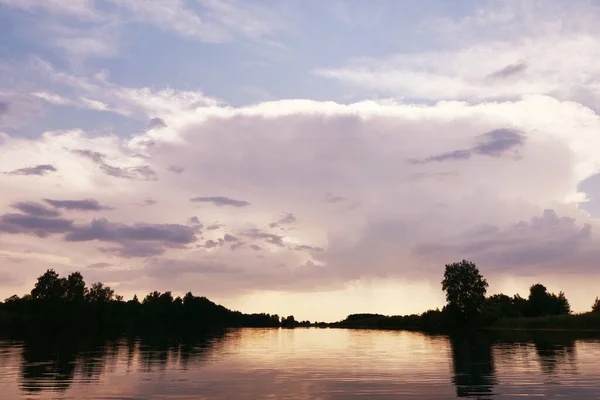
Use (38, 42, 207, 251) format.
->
(87, 282, 114, 303)
(65, 272, 87, 303)
(281, 315, 297, 328)
(592, 297, 600, 313)
(527, 284, 570, 317)
(441, 260, 488, 324)
(31, 269, 66, 301)
(0, 270, 284, 335)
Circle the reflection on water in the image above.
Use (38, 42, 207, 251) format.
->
(1, 329, 600, 399)
(449, 334, 496, 399)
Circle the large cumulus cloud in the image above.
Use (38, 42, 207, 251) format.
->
(0, 94, 599, 313)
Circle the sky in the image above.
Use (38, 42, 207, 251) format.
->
(1, 0, 600, 322)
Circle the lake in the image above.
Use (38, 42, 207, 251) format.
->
(1, 328, 600, 399)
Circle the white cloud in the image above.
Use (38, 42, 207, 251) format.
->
(29, 58, 220, 122)
(103, 0, 277, 43)
(4, 0, 600, 320)
(1, 0, 280, 61)
(316, 1, 600, 110)
(1, 94, 600, 318)
(0, 0, 102, 20)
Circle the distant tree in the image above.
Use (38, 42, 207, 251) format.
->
(483, 294, 520, 323)
(132, 294, 139, 304)
(593, 297, 600, 313)
(86, 282, 114, 303)
(4, 295, 20, 305)
(512, 294, 529, 317)
(173, 296, 183, 307)
(527, 284, 570, 316)
(281, 315, 297, 328)
(158, 291, 174, 305)
(528, 284, 549, 317)
(143, 291, 161, 305)
(31, 269, 66, 301)
(183, 292, 194, 306)
(65, 272, 87, 303)
(441, 260, 488, 324)
(554, 291, 570, 315)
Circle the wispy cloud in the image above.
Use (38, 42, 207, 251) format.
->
(191, 196, 251, 207)
(6, 164, 57, 176)
(44, 198, 112, 211)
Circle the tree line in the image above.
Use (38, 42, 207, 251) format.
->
(336, 260, 600, 331)
(0, 269, 311, 335)
(2, 261, 599, 335)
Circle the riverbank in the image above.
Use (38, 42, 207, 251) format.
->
(327, 311, 600, 333)
(489, 312, 600, 331)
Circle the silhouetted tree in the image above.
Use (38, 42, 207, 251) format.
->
(0, 271, 282, 335)
(527, 284, 570, 317)
(441, 260, 488, 324)
(555, 291, 570, 315)
(31, 269, 66, 301)
(281, 315, 297, 328)
(65, 272, 87, 303)
(592, 297, 600, 313)
(86, 282, 114, 303)
(528, 284, 549, 316)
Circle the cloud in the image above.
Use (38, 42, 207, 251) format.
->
(105, 0, 278, 43)
(315, 2, 600, 108)
(30, 58, 219, 119)
(0, 213, 73, 237)
(294, 244, 324, 253)
(0, 92, 45, 128)
(190, 196, 251, 207)
(6, 164, 57, 176)
(147, 117, 167, 130)
(0, 101, 8, 116)
(240, 228, 285, 247)
(475, 128, 526, 156)
(269, 213, 297, 228)
(44, 198, 112, 211)
(410, 128, 525, 164)
(203, 239, 220, 249)
(99, 242, 166, 258)
(11, 201, 61, 218)
(0, 0, 102, 20)
(65, 218, 197, 244)
(72, 149, 157, 180)
(487, 60, 528, 80)
(87, 262, 112, 269)
(413, 209, 597, 273)
(1, 88, 600, 314)
(223, 234, 238, 242)
(325, 194, 347, 203)
(140, 199, 157, 207)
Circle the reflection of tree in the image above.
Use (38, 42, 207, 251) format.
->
(138, 336, 177, 373)
(17, 331, 226, 396)
(75, 338, 112, 381)
(20, 338, 79, 393)
(138, 331, 227, 372)
(178, 331, 227, 370)
(449, 334, 497, 399)
(531, 332, 576, 376)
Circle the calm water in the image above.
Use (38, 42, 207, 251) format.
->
(1, 329, 600, 399)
